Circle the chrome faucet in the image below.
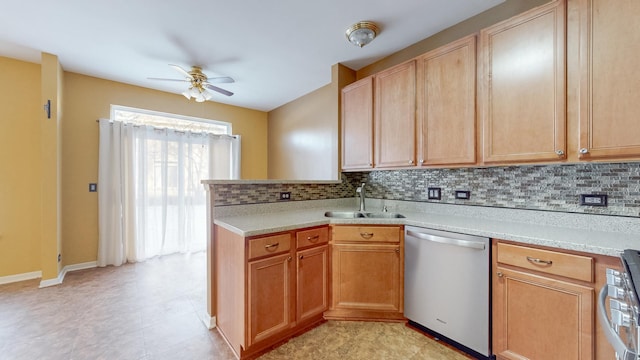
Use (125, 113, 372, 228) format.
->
(356, 183, 366, 212)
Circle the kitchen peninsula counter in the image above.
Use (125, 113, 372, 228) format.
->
(213, 198, 640, 257)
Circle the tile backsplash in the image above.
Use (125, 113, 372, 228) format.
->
(211, 180, 355, 206)
(211, 162, 640, 218)
(344, 162, 640, 217)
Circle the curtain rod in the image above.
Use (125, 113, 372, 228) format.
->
(95, 119, 238, 139)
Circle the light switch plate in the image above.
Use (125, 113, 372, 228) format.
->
(89, 183, 97, 192)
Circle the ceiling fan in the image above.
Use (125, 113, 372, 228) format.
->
(149, 64, 234, 102)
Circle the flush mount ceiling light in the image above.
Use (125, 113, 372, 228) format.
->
(346, 21, 379, 48)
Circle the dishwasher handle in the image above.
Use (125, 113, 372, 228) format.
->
(597, 285, 637, 360)
(406, 230, 486, 250)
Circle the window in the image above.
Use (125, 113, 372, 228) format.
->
(111, 105, 231, 134)
(97, 106, 240, 265)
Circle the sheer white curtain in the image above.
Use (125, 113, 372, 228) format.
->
(97, 119, 239, 266)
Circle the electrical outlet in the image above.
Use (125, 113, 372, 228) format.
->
(89, 183, 97, 192)
(279, 192, 291, 201)
(580, 194, 607, 207)
(427, 187, 441, 200)
(455, 190, 471, 200)
(58, 253, 61, 263)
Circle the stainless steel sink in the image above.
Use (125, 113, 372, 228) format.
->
(324, 211, 366, 218)
(362, 212, 405, 219)
(324, 211, 405, 219)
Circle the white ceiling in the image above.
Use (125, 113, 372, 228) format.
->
(0, 0, 504, 112)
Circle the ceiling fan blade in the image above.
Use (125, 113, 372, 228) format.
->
(147, 77, 190, 82)
(204, 84, 234, 97)
(207, 76, 235, 84)
(169, 64, 193, 79)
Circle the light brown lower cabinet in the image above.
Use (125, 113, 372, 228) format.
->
(296, 244, 329, 323)
(492, 240, 621, 360)
(248, 252, 294, 346)
(325, 225, 404, 321)
(214, 225, 329, 359)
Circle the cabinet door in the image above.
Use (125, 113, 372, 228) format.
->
(296, 245, 328, 323)
(374, 61, 416, 168)
(480, 0, 566, 164)
(493, 266, 594, 360)
(342, 77, 374, 170)
(577, 0, 640, 159)
(332, 243, 402, 312)
(417, 35, 477, 166)
(248, 253, 294, 346)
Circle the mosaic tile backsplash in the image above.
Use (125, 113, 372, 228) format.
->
(212, 162, 640, 217)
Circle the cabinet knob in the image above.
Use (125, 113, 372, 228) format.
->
(580, 148, 589, 154)
(395, 248, 400, 253)
(497, 272, 503, 278)
(368, 163, 373, 167)
(287, 256, 292, 262)
(555, 150, 564, 156)
(419, 159, 424, 164)
(408, 160, 414, 165)
(299, 255, 304, 260)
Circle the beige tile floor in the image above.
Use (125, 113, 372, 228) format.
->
(0, 252, 471, 360)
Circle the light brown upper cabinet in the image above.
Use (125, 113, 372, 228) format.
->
(341, 77, 374, 170)
(480, 0, 566, 164)
(416, 35, 477, 166)
(576, 0, 640, 159)
(374, 61, 417, 168)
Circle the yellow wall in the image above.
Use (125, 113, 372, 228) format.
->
(267, 64, 356, 180)
(40, 53, 63, 279)
(358, 0, 550, 78)
(0, 57, 43, 277)
(267, 84, 338, 180)
(62, 72, 268, 266)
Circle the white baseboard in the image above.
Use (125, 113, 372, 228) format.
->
(3, 261, 98, 288)
(201, 315, 217, 329)
(39, 261, 97, 288)
(40, 261, 98, 288)
(0, 270, 42, 285)
(63, 261, 98, 273)
(39, 272, 64, 288)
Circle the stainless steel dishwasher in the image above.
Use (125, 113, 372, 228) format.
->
(404, 226, 491, 359)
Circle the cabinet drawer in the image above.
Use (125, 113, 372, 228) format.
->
(248, 233, 291, 260)
(332, 226, 401, 243)
(296, 227, 329, 249)
(497, 243, 593, 282)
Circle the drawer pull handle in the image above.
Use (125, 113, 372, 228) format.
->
(527, 256, 553, 265)
(360, 232, 374, 239)
(307, 235, 320, 242)
(264, 243, 279, 249)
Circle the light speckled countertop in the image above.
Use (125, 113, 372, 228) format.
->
(214, 198, 640, 257)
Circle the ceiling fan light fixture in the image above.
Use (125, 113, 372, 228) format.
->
(346, 21, 379, 48)
(190, 86, 201, 98)
(182, 89, 192, 99)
